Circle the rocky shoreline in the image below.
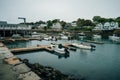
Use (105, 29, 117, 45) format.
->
(20, 58, 85, 80)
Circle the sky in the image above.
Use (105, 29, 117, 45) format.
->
(0, 0, 120, 23)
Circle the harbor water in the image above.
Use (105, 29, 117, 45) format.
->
(5, 40, 120, 80)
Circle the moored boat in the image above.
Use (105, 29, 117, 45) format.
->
(72, 43, 96, 50)
(50, 43, 69, 54)
(93, 34, 102, 40)
(109, 34, 120, 43)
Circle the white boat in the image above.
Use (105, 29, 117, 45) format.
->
(59, 34, 68, 40)
(78, 32, 86, 40)
(93, 34, 101, 39)
(31, 32, 41, 37)
(109, 34, 120, 43)
(72, 43, 96, 50)
(44, 37, 51, 41)
(61, 35, 68, 40)
(12, 34, 22, 38)
(50, 43, 69, 54)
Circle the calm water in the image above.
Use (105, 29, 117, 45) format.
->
(5, 40, 120, 80)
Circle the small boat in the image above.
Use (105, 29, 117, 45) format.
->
(59, 34, 68, 40)
(72, 43, 96, 50)
(12, 34, 22, 38)
(93, 34, 101, 39)
(78, 32, 86, 40)
(31, 32, 41, 37)
(50, 43, 69, 54)
(109, 34, 120, 43)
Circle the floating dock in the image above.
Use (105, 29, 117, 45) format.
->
(85, 40, 104, 44)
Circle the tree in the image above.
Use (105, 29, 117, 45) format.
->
(52, 19, 59, 23)
(115, 17, 120, 27)
(76, 18, 85, 28)
(92, 16, 101, 22)
(84, 20, 95, 26)
(47, 20, 52, 28)
(44, 26, 47, 31)
(35, 20, 45, 25)
(60, 21, 67, 30)
(107, 18, 115, 22)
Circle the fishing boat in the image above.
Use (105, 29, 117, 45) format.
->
(72, 43, 96, 50)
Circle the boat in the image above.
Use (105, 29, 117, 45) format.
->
(93, 34, 101, 40)
(12, 34, 22, 38)
(59, 34, 68, 40)
(109, 34, 120, 43)
(31, 32, 41, 37)
(50, 43, 69, 54)
(78, 32, 86, 40)
(72, 43, 96, 50)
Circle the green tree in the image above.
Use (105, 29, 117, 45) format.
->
(84, 20, 95, 26)
(52, 19, 59, 23)
(92, 16, 101, 22)
(76, 18, 85, 28)
(107, 18, 115, 22)
(47, 20, 52, 28)
(60, 21, 67, 30)
(44, 26, 47, 31)
(115, 17, 120, 27)
(35, 20, 45, 25)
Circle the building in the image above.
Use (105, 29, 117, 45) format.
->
(71, 22, 77, 27)
(0, 21, 31, 37)
(94, 22, 119, 30)
(37, 24, 47, 29)
(52, 22, 62, 30)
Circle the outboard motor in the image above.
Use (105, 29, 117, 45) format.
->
(90, 44, 96, 49)
(64, 48, 69, 54)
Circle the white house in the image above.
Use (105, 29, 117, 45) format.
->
(71, 22, 77, 27)
(52, 22, 62, 30)
(94, 22, 119, 30)
(37, 24, 47, 29)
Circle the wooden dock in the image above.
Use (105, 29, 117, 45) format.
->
(85, 40, 104, 44)
(10, 43, 72, 53)
(10, 45, 53, 53)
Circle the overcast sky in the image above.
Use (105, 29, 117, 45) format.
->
(0, 0, 120, 23)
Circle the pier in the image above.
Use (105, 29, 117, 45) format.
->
(10, 45, 53, 53)
(10, 43, 72, 53)
(85, 40, 104, 44)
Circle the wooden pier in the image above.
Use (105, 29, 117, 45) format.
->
(10, 45, 54, 53)
(85, 40, 104, 44)
(10, 43, 72, 53)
